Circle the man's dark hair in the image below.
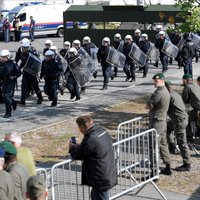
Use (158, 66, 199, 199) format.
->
(4, 153, 17, 164)
(76, 115, 93, 128)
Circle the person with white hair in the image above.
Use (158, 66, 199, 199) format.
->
(7, 132, 36, 176)
(0, 49, 21, 118)
(0, 147, 15, 200)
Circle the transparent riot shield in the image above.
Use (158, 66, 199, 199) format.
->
(106, 47, 126, 68)
(147, 42, 160, 61)
(117, 41, 124, 53)
(23, 52, 42, 77)
(161, 40, 179, 59)
(128, 43, 147, 67)
(177, 37, 186, 51)
(191, 33, 200, 51)
(57, 53, 68, 72)
(69, 55, 92, 87)
(90, 47, 98, 61)
(78, 47, 96, 74)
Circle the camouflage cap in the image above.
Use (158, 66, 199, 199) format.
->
(182, 74, 192, 79)
(0, 141, 17, 155)
(27, 175, 46, 198)
(152, 73, 165, 80)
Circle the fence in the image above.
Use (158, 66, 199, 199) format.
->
(48, 128, 167, 200)
(117, 116, 149, 141)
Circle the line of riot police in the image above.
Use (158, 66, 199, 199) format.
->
(0, 28, 199, 118)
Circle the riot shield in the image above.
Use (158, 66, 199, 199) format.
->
(161, 40, 179, 58)
(69, 55, 92, 87)
(191, 33, 200, 50)
(90, 47, 98, 61)
(147, 42, 160, 61)
(57, 53, 68, 72)
(177, 37, 185, 51)
(78, 47, 96, 74)
(117, 41, 124, 53)
(128, 43, 147, 67)
(23, 52, 42, 77)
(106, 47, 126, 68)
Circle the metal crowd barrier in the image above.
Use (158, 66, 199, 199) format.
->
(49, 128, 167, 200)
(117, 116, 149, 141)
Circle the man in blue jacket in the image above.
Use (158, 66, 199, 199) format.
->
(69, 115, 117, 200)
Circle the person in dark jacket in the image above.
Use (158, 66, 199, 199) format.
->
(181, 33, 195, 76)
(138, 33, 150, 78)
(17, 39, 43, 105)
(0, 49, 21, 118)
(43, 40, 53, 56)
(69, 115, 117, 200)
(133, 29, 141, 45)
(40, 50, 62, 107)
(64, 47, 80, 101)
(123, 34, 136, 82)
(97, 37, 114, 90)
(60, 41, 71, 59)
(3, 18, 10, 43)
(155, 31, 168, 73)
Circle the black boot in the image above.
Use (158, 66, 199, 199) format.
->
(12, 100, 17, 111)
(175, 163, 191, 172)
(50, 100, 57, 107)
(102, 85, 108, 90)
(37, 93, 43, 104)
(160, 164, 172, 175)
(3, 112, 11, 118)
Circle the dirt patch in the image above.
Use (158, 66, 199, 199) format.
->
(21, 90, 200, 197)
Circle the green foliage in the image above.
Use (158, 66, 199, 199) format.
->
(176, 1, 200, 32)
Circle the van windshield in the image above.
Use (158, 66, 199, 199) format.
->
(4, 12, 17, 22)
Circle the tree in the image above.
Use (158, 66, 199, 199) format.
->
(176, 0, 200, 32)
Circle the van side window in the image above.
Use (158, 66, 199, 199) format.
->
(18, 13, 26, 22)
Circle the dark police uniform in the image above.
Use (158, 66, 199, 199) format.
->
(155, 37, 168, 72)
(17, 48, 43, 105)
(40, 58, 62, 107)
(97, 45, 114, 89)
(181, 39, 195, 76)
(64, 56, 80, 100)
(167, 90, 191, 167)
(0, 60, 21, 117)
(123, 41, 136, 81)
(138, 39, 150, 77)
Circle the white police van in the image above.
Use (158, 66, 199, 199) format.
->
(0, 2, 87, 40)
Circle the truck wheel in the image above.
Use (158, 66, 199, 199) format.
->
(57, 28, 64, 37)
(10, 32, 15, 41)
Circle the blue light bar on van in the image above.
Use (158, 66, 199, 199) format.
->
(19, 2, 44, 6)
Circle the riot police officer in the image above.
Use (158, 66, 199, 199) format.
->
(65, 47, 80, 101)
(40, 50, 62, 107)
(181, 33, 195, 76)
(138, 33, 150, 78)
(43, 39, 54, 56)
(0, 50, 21, 118)
(155, 31, 168, 73)
(133, 29, 141, 45)
(18, 39, 43, 105)
(123, 35, 136, 82)
(60, 41, 71, 59)
(113, 33, 123, 77)
(82, 36, 98, 79)
(97, 37, 114, 90)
